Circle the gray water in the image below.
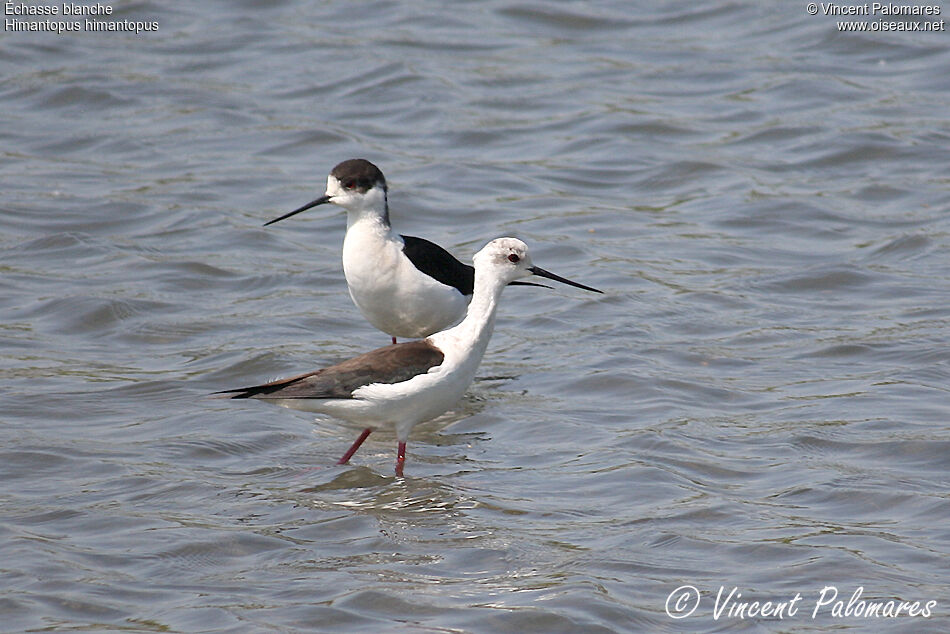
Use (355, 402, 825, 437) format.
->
(2, 1, 949, 632)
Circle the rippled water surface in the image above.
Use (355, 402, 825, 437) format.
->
(2, 1, 949, 632)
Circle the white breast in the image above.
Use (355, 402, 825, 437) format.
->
(342, 220, 469, 338)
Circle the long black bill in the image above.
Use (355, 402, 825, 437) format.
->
(510, 280, 552, 289)
(263, 194, 332, 226)
(528, 265, 603, 294)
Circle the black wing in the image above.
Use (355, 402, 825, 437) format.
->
(400, 235, 548, 294)
(400, 235, 474, 296)
(217, 340, 445, 400)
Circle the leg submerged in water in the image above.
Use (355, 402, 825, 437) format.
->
(395, 441, 407, 477)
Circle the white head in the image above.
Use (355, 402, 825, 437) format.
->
(473, 238, 604, 293)
(473, 238, 533, 286)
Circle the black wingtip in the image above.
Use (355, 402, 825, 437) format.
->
(211, 388, 255, 399)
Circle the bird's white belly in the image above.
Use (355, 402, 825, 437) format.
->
(343, 230, 468, 338)
(270, 359, 474, 441)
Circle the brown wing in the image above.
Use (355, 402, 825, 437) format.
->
(216, 340, 444, 400)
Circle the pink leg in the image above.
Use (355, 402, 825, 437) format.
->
(337, 428, 372, 465)
(391, 336, 397, 345)
(395, 441, 406, 477)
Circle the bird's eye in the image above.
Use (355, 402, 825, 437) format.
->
(344, 180, 356, 190)
(507, 253, 520, 263)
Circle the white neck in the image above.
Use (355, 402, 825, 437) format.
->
(345, 208, 392, 236)
(339, 189, 390, 228)
(434, 266, 508, 356)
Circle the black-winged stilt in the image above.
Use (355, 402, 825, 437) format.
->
(264, 159, 601, 343)
(217, 237, 601, 476)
